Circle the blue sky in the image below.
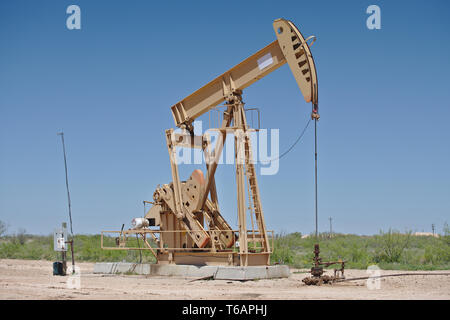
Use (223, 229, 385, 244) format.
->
(1, 0, 449, 236)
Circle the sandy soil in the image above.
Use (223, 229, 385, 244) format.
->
(0, 259, 449, 300)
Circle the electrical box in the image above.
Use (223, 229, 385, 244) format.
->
(54, 226, 67, 252)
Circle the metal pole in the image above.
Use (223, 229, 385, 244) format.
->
(69, 239, 74, 273)
(314, 118, 318, 239)
(58, 132, 75, 273)
(329, 217, 332, 238)
(62, 222, 67, 275)
(311, 103, 320, 240)
(58, 132, 73, 235)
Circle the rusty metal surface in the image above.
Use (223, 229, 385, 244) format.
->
(303, 243, 346, 286)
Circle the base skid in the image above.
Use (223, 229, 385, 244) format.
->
(93, 262, 290, 280)
(156, 251, 270, 266)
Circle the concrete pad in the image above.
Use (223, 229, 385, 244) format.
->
(150, 264, 218, 278)
(93, 262, 290, 280)
(93, 262, 150, 275)
(214, 265, 290, 280)
(267, 265, 290, 278)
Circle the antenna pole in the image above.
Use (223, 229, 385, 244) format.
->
(329, 217, 332, 238)
(57, 131, 75, 272)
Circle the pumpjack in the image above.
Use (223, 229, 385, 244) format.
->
(101, 18, 319, 266)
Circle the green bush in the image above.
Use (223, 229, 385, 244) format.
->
(271, 241, 294, 265)
(269, 229, 449, 270)
(372, 229, 411, 263)
(0, 234, 156, 263)
(0, 229, 449, 270)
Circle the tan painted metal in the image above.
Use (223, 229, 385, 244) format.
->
(101, 229, 275, 266)
(170, 18, 318, 128)
(273, 19, 318, 105)
(102, 18, 318, 267)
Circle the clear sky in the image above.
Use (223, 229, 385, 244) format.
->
(1, 0, 449, 236)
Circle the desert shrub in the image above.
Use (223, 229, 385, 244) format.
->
(0, 230, 448, 270)
(0, 220, 7, 237)
(373, 229, 411, 263)
(0, 242, 20, 258)
(422, 238, 450, 266)
(271, 233, 295, 264)
(12, 228, 27, 245)
(443, 223, 450, 246)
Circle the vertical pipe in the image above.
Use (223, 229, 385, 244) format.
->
(62, 222, 67, 275)
(58, 132, 75, 273)
(70, 239, 75, 273)
(329, 217, 332, 238)
(314, 118, 318, 239)
(58, 133, 73, 235)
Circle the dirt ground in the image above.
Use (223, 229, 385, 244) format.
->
(0, 259, 449, 300)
